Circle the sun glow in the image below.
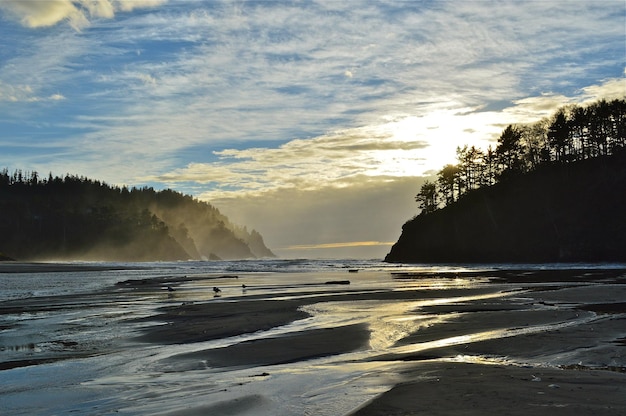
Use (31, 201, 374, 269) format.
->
(368, 108, 490, 176)
(380, 94, 579, 178)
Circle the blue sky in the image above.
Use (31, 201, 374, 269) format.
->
(1, 0, 624, 258)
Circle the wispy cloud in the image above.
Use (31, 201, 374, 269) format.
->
(0, 82, 67, 102)
(1, 0, 623, 256)
(142, 77, 624, 200)
(149, 124, 428, 187)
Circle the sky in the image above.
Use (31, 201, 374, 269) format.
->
(0, 0, 624, 259)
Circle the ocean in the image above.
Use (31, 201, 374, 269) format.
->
(4, 258, 624, 302)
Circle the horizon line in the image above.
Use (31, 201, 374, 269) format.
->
(283, 241, 396, 250)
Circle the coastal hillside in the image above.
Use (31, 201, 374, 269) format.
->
(0, 173, 275, 261)
(386, 98, 626, 263)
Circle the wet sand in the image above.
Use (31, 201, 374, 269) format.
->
(134, 298, 311, 345)
(350, 270, 626, 415)
(351, 361, 626, 416)
(1, 265, 626, 415)
(131, 268, 626, 415)
(163, 324, 370, 370)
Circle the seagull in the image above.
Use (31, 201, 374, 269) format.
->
(213, 287, 221, 294)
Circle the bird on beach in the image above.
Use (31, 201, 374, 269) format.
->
(242, 284, 247, 289)
(166, 286, 175, 292)
(213, 287, 221, 294)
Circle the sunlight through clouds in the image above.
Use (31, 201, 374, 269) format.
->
(146, 124, 432, 199)
(1, 0, 624, 257)
(148, 77, 625, 202)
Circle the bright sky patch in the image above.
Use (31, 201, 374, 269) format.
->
(1, 0, 624, 257)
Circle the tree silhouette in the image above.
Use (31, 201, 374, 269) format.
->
(0, 172, 274, 261)
(437, 164, 460, 205)
(456, 145, 483, 192)
(496, 125, 523, 178)
(415, 181, 438, 215)
(547, 110, 570, 162)
(414, 98, 626, 214)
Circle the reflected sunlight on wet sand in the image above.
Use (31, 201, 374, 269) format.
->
(1, 264, 625, 415)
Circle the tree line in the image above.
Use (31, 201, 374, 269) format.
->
(0, 172, 274, 261)
(415, 98, 626, 214)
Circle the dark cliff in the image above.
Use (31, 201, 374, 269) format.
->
(385, 152, 626, 263)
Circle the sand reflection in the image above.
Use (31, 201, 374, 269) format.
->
(300, 290, 518, 353)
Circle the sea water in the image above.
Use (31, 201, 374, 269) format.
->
(0, 259, 388, 302)
(2, 259, 620, 302)
(1, 259, 624, 415)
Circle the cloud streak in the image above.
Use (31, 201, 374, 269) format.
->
(284, 241, 395, 251)
(144, 77, 624, 200)
(1, 0, 624, 257)
(0, 0, 165, 29)
(148, 126, 429, 195)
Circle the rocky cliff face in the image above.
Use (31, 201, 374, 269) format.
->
(385, 153, 626, 263)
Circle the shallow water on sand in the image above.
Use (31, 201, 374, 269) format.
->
(1, 260, 625, 415)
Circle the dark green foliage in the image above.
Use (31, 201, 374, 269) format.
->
(386, 152, 626, 263)
(387, 98, 626, 263)
(424, 99, 626, 215)
(0, 174, 274, 261)
(415, 181, 438, 215)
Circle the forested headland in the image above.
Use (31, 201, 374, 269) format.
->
(0, 174, 275, 261)
(386, 98, 626, 263)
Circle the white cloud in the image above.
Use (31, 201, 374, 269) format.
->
(135, 74, 624, 203)
(0, 0, 165, 29)
(1, 0, 88, 29)
(115, 0, 165, 13)
(141, 123, 430, 198)
(49, 93, 66, 101)
(0, 83, 33, 102)
(0, 82, 67, 103)
(501, 77, 626, 123)
(578, 78, 626, 103)
(1, 1, 624, 256)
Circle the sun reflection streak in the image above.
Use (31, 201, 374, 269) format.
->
(301, 290, 522, 352)
(391, 313, 598, 356)
(443, 354, 515, 366)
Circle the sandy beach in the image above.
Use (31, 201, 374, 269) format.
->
(1, 262, 625, 415)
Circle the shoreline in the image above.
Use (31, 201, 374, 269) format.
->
(1, 266, 625, 415)
(0, 261, 146, 273)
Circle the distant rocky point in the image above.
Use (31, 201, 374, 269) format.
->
(0, 172, 275, 262)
